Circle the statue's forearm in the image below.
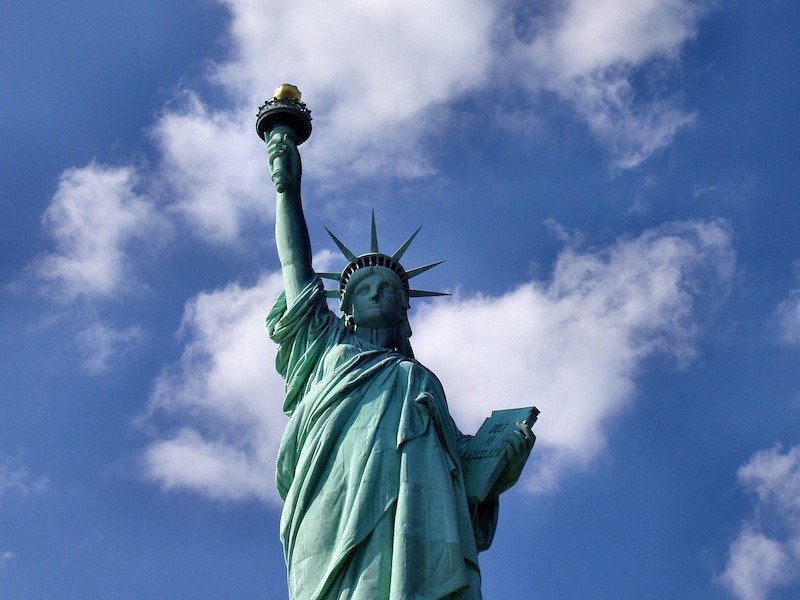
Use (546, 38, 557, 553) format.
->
(275, 188, 314, 305)
(266, 124, 314, 305)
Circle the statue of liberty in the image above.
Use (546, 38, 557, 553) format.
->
(260, 85, 535, 600)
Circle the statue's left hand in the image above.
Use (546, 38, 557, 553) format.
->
(496, 421, 535, 491)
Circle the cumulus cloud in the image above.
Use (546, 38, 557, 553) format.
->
(142, 221, 733, 502)
(562, 72, 696, 169)
(213, 0, 495, 181)
(34, 163, 166, 301)
(75, 322, 148, 375)
(144, 428, 277, 503)
(719, 444, 800, 600)
(141, 271, 287, 503)
(126, 0, 712, 243)
(187, 0, 706, 236)
(142, 251, 336, 502)
(0, 456, 48, 499)
(37, 0, 710, 249)
(513, 0, 704, 168)
(413, 219, 734, 491)
(209, 0, 705, 177)
(30, 163, 163, 373)
(0, 551, 14, 569)
(774, 289, 800, 345)
(520, 0, 703, 78)
(152, 96, 270, 243)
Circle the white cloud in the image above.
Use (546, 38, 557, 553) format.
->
(38, 0, 711, 249)
(185, 0, 706, 236)
(142, 0, 710, 243)
(152, 97, 271, 243)
(561, 72, 697, 169)
(142, 251, 336, 503)
(210, 0, 705, 177)
(412, 219, 734, 492)
(143, 222, 732, 502)
(0, 462, 29, 498)
(721, 528, 792, 600)
(144, 428, 276, 502)
(63, 0, 486, 247)
(0, 551, 14, 568)
(142, 271, 289, 503)
(75, 322, 148, 375)
(30, 164, 163, 373)
(0, 456, 48, 499)
(34, 163, 166, 301)
(774, 290, 800, 345)
(719, 444, 800, 600)
(513, 0, 705, 168)
(213, 0, 494, 177)
(522, 0, 703, 78)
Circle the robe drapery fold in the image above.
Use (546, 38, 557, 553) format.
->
(267, 279, 498, 600)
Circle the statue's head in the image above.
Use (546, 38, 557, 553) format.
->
(321, 213, 447, 357)
(341, 266, 409, 329)
(340, 264, 415, 357)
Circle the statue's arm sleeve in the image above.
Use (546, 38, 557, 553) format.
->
(275, 188, 315, 306)
(267, 277, 338, 414)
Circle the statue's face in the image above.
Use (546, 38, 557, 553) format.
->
(350, 271, 402, 330)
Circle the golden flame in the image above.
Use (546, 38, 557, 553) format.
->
(273, 84, 302, 102)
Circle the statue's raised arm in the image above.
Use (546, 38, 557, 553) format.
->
(256, 84, 315, 306)
(267, 126, 314, 305)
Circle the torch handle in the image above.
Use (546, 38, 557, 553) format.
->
(265, 126, 297, 194)
(268, 134, 289, 193)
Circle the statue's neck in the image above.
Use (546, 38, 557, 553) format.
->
(354, 326, 396, 350)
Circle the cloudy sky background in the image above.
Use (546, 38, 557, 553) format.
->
(3, 0, 800, 598)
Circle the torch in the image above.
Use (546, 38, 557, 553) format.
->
(256, 84, 313, 193)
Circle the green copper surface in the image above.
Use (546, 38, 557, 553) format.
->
(261, 90, 535, 599)
(391, 227, 421, 262)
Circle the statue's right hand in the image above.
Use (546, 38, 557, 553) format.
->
(267, 126, 301, 193)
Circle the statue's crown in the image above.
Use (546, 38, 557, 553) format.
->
(319, 212, 448, 308)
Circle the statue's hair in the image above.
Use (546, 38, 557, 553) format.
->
(341, 266, 414, 358)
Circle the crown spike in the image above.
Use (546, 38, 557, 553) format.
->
(406, 260, 446, 279)
(391, 227, 421, 262)
(370, 210, 379, 254)
(325, 228, 357, 261)
(326, 214, 448, 306)
(409, 290, 451, 298)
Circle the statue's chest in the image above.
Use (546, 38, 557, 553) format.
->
(322, 343, 362, 374)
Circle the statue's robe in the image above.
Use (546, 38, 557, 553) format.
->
(267, 279, 498, 600)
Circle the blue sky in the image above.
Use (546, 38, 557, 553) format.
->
(2, 1, 800, 598)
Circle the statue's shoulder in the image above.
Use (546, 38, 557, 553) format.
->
(398, 356, 446, 397)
